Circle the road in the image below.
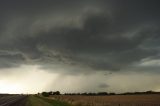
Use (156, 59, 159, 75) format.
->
(0, 95, 70, 106)
(0, 95, 27, 106)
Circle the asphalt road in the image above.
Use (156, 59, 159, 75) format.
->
(0, 95, 27, 106)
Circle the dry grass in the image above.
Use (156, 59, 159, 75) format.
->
(51, 94, 160, 106)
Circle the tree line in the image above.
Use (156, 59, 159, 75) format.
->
(39, 90, 160, 97)
(40, 91, 60, 97)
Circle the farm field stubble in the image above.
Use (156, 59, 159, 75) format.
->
(51, 94, 160, 106)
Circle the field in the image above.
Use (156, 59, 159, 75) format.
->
(1, 94, 160, 106)
(51, 94, 160, 106)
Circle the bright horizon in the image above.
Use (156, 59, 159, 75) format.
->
(1, 65, 160, 94)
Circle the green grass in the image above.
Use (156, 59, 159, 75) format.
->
(35, 95, 71, 106)
(26, 95, 52, 106)
(25, 95, 71, 106)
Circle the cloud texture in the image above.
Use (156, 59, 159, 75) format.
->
(0, 0, 160, 93)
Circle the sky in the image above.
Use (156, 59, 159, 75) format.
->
(0, 0, 160, 94)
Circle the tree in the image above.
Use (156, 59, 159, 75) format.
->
(53, 91, 60, 95)
(42, 92, 49, 97)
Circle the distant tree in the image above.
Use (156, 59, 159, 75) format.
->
(97, 92, 108, 95)
(53, 91, 60, 95)
(88, 93, 96, 96)
(146, 90, 154, 94)
(81, 92, 87, 95)
(109, 92, 115, 95)
(48, 91, 53, 95)
(42, 92, 49, 97)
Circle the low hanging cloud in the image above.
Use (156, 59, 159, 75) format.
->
(0, 0, 160, 74)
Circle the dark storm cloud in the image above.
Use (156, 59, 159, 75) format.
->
(0, 51, 25, 68)
(0, 0, 160, 73)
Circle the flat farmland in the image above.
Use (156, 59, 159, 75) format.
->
(52, 94, 160, 106)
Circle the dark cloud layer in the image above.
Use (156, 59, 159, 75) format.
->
(0, 0, 160, 74)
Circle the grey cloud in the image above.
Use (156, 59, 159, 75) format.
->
(0, 0, 160, 74)
(0, 51, 25, 68)
(98, 83, 109, 88)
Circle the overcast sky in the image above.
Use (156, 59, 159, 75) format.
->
(0, 0, 160, 94)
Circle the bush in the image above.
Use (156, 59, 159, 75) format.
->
(42, 92, 49, 97)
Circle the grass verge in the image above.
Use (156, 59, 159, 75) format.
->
(25, 95, 52, 106)
(35, 95, 71, 106)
